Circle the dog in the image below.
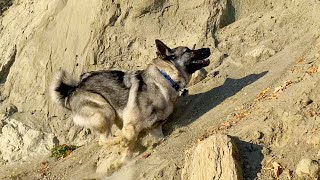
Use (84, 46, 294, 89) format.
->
(50, 39, 211, 158)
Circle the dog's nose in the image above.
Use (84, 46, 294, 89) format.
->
(204, 48, 210, 54)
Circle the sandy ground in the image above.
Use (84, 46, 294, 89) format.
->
(0, 0, 320, 180)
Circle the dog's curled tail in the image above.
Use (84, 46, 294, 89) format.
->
(50, 70, 78, 108)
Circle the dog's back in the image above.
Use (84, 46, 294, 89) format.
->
(75, 70, 130, 110)
(51, 70, 134, 144)
(51, 70, 131, 111)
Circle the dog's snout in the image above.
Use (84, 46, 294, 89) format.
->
(202, 48, 211, 55)
(196, 48, 211, 58)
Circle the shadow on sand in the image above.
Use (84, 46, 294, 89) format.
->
(164, 71, 268, 133)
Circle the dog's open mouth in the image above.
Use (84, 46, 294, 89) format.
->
(186, 58, 210, 74)
(190, 59, 210, 67)
(192, 48, 211, 66)
(186, 48, 211, 74)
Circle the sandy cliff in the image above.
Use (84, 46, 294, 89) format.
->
(0, 0, 319, 179)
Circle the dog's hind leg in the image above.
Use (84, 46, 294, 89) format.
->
(95, 114, 112, 146)
(121, 101, 142, 158)
(73, 102, 116, 146)
(96, 107, 116, 146)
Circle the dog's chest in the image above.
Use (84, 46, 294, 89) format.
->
(151, 85, 177, 120)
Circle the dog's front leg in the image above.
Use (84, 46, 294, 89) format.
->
(121, 74, 141, 161)
(121, 123, 140, 161)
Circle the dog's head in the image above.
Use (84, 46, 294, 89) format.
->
(155, 39, 211, 87)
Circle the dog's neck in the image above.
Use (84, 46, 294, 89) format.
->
(159, 70, 180, 91)
(151, 58, 187, 91)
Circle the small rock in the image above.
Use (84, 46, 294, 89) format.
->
(295, 158, 320, 179)
(252, 131, 263, 140)
(301, 96, 313, 107)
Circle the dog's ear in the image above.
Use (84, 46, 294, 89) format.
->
(155, 39, 173, 60)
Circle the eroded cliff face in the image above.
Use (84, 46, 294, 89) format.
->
(1, 0, 320, 179)
(0, 0, 232, 163)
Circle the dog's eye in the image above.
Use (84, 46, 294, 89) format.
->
(184, 48, 191, 53)
(170, 55, 176, 60)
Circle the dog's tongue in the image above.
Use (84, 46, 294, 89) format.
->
(194, 59, 210, 67)
(202, 59, 210, 66)
(188, 59, 210, 72)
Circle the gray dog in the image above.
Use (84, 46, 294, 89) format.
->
(51, 40, 210, 158)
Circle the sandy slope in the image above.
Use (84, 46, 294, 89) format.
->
(0, 0, 320, 179)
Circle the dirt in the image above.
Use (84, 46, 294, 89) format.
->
(0, 0, 320, 179)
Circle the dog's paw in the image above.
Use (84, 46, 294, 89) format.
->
(122, 124, 137, 141)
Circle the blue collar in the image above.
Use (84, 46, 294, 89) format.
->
(160, 70, 180, 91)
